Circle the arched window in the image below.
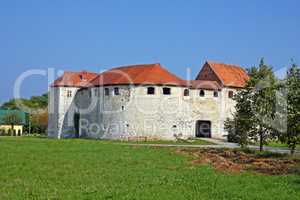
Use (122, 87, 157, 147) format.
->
(213, 90, 218, 97)
(200, 89, 205, 97)
(114, 87, 120, 95)
(184, 89, 189, 96)
(147, 87, 155, 95)
(163, 87, 171, 95)
(228, 91, 234, 98)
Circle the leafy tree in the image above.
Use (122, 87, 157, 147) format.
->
(249, 59, 277, 151)
(225, 86, 255, 147)
(279, 64, 300, 154)
(2, 112, 22, 135)
(225, 59, 278, 151)
(1, 99, 26, 110)
(1, 93, 48, 110)
(30, 110, 48, 135)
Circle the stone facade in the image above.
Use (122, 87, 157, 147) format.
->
(48, 85, 237, 140)
(48, 61, 248, 140)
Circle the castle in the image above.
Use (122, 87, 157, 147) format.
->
(48, 61, 249, 140)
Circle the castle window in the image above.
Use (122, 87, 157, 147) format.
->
(114, 87, 120, 95)
(184, 89, 189, 96)
(104, 88, 109, 96)
(163, 87, 171, 95)
(228, 91, 234, 98)
(94, 88, 99, 97)
(200, 89, 205, 97)
(67, 90, 72, 97)
(147, 87, 155, 95)
(213, 90, 218, 97)
(121, 106, 125, 111)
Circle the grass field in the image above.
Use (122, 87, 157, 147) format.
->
(0, 137, 300, 200)
(264, 141, 300, 150)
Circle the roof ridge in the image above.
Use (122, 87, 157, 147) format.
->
(109, 63, 160, 71)
(131, 64, 159, 82)
(63, 70, 97, 75)
(205, 61, 225, 85)
(206, 60, 245, 70)
(105, 63, 161, 85)
(205, 61, 249, 88)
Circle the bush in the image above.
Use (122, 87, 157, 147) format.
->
(227, 132, 240, 143)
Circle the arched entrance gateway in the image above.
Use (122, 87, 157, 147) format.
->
(195, 120, 211, 138)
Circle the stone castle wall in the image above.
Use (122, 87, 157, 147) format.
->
(48, 85, 237, 140)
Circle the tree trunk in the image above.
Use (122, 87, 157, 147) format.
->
(290, 143, 296, 155)
(259, 132, 263, 152)
(291, 148, 295, 155)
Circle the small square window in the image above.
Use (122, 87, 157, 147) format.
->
(147, 87, 155, 95)
(163, 87, 171, 95)
(67, 90, 72, 97)
(104, 88, 109, 96)
(213, 90, 218, 97)
(114, 87, 120, 95)
(228, 91, 234, 98)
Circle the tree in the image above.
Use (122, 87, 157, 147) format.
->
(225, 59, 278, 151)
(2, 112, 22, 136)
(249, 59, 278, 151)
(225, 86, 255, 148)
(1, 93, 48, 135)
(30, 110, 48, 135)
(1, 93, 48, 110)
(279, 63, 300, 154)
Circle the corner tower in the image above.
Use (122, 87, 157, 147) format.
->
(48, 71, 97, 139)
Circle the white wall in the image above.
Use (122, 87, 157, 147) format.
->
(49, 85, 237, 140)
(48, 87, 79, 138)
(73, 85, 237, 140)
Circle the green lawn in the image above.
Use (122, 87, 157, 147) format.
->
(0, 137, 300, 200)
(257, 141, 300, 150)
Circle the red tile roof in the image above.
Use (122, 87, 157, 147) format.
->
(51, 61, 248, 90)
(203, 61, 249, 88)
(89, 63, 187, 87)
(51, 71, 98, 87)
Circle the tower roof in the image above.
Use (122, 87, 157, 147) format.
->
(51, 71, 98, 87)
(196, 61, 249, 88)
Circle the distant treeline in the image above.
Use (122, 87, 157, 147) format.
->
(1, 93, 48, 134)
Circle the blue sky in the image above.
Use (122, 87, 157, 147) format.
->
(0, 0, 299, 103)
